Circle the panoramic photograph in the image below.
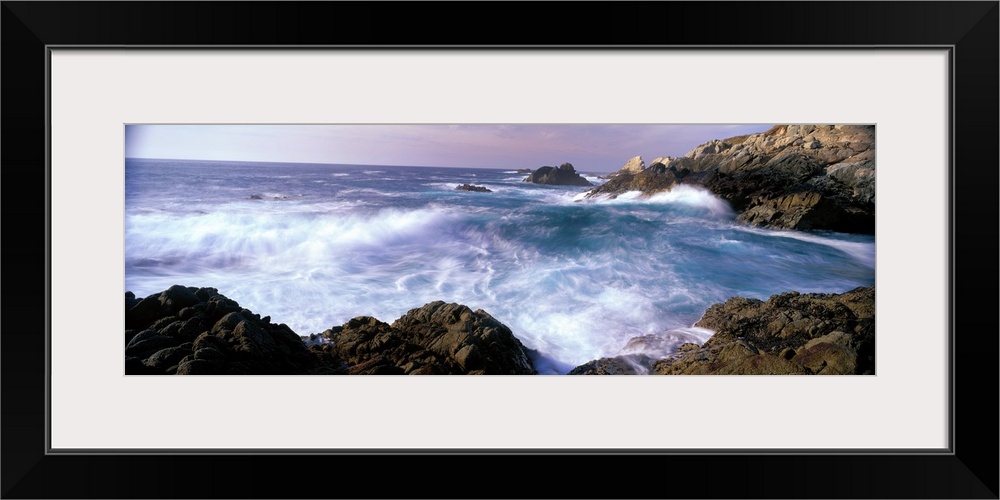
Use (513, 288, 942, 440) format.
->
(124, 124, 876, 375)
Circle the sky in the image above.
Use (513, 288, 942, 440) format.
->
(125, 124, 774, 173)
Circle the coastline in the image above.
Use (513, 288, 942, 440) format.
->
(125, 283, 875, 375)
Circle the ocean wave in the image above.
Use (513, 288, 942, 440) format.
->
(126, 206, 461, 273)
(736, 226, 876, 269)
(572, 185, 735, 218)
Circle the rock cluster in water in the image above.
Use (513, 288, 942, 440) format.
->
(523, 162, 593, 186)
(586, 125, 875, 234)
(455, 184, 492, 193)
(126, 285, 873, 375)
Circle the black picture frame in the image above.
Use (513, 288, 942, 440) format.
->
(3, 2, 997, 498)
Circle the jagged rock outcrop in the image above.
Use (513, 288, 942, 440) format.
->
(128, 285, 871, 376)
(126, 287, 537, 375)
(523, 162, 593, 186)
(652, 286, 875, 375)
(616, 155, 645, 175)
(567, 286, 874, 375)
(456, 184, 492, 193)
(313, 302, 537, 374)
(585, 125, 875, 234)
(125, 286, 333, 375)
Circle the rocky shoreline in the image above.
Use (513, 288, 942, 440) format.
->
(126, 285, 874, 375)
(570, 286, 874, 375)
(585, 125, 875, 234)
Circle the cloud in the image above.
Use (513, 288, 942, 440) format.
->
(124, 124, 775, 171)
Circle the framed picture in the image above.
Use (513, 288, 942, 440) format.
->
(4, 2, 996, 498)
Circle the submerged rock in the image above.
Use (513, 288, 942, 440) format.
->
(523, 162, 593, 186)
(456, 184, 492, 193)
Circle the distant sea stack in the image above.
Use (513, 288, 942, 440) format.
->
(523, 162, 593, 186)
(586, 125, 875, 234)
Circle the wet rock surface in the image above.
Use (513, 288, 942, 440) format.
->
(568, 286, 874, 375)
(586, 125, 875, 233)
(126, 287, 536, 375)
(314, 301, 537, 375)
(128, 285, 872, 376)
(125, 286, 329, 375)
(652, 286, 875, 375)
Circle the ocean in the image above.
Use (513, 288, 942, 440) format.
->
(125, 158, 876, 374)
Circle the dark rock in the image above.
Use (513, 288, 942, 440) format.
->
(176, 359, 222, 375)
(126, 287, 537, 375)
(320, 302, 537, 374)
(178, 303, 206, 320)
(193, 332, 229, 352)
(125, 291, 139, 311)
(515, 168, 532, 174)
(157, 319, 183, 337)
(390, 301, 537, 374)
(144, 346, 193, 371)
(250, 194, 264, 200)
(174, 317, 208, 339)
(125, 333, 181, 357)
(195, 287, 218, 301)
(205, 295, 242, 322)
(652, 286, 875, 375)
(159, 285, 199, 314)
(523, 163, 593, 186)
(125, 287, 332, 375)
(126, 329, 161, 349)
(456, 184, 492, 193)
(125, 356, 153, 375)
(126, 295, 166, 330)
(194, 347, 227, 361)
(148, 314, 181, 331)
(125, 329, 139, 347)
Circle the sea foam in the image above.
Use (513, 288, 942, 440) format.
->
(125, 160, 875, 372)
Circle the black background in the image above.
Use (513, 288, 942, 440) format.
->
(2, 2, 997, 498)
